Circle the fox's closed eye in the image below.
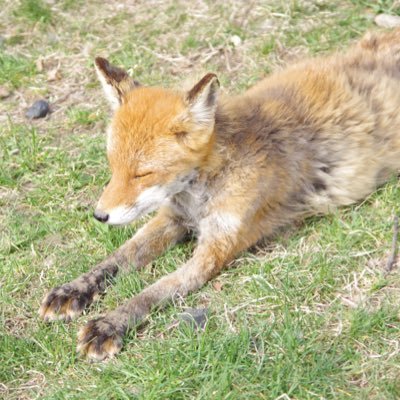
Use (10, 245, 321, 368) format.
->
(134, 171, 153, 179)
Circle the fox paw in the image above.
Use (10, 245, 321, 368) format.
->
(39, 283, 99, 322)
(77, 317, 124, 361)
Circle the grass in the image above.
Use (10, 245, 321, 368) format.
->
(1, 0, 400, 399)
(13, 0, 53, 24)
(0, 53, 37, 88)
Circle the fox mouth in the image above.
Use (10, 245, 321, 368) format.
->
(98, 187, 167, 226)
(95, 171, 199, 226)
(105, 202, 159, 226)
(95, 181, 173, 226)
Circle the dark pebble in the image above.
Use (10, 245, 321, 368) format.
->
(25, 100, 50, 119)
(178, 307, 209, 330)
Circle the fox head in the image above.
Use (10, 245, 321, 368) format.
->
(93, 57, 220, 225)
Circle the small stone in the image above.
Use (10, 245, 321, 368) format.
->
(0, 86, 10, 99)
(25, 100, 50, 119)
(178, 307, 209, 330)
(230, 35, 242, 47)
(374, 14, 400, 28)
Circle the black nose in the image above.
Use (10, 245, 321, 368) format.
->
(93, 209, 109, 222)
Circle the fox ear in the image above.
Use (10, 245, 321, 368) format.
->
(186, 73, 219, 127)
(94, 57, 140, 110)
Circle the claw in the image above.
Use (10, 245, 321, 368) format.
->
(39, 285, 97, 322)
(77, 318, 123, 361)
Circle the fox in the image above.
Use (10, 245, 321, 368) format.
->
(39, 29, 400, 360)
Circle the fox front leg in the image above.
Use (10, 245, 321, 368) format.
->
(76, 213, 253, 360)
(39, 208, 187, 321)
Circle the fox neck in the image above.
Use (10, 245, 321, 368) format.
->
(196, 104, 231, 177)
(197, 133, 221, 176)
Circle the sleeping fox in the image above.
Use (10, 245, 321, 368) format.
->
(40, 29, 400, 360)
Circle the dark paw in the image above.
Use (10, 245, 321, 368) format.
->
(39, 282, 99, 322)
(77, 317, 124, 361)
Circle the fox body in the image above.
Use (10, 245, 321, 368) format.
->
(40, 30, 400, 360)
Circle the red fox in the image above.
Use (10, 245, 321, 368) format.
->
(40, 29, 400, 360)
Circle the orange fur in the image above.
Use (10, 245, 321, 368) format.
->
(40, 30, 400, 360)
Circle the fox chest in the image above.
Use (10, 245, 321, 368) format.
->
(170, 183, 211, 231)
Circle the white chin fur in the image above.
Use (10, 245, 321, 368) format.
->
(104, 171, 198, 225)
(106, 185, 169, 225)
(106, 205, 139, 226)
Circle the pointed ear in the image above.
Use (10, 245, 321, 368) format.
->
(186, 73, 219, 127)
(94, 57, 140, 110)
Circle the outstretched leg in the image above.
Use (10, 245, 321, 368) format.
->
(39, 207, 187, 321)
(77, 226, 250, 360)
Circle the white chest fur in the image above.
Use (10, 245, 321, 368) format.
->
(170, 180, 210, 231)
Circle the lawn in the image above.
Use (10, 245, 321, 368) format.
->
(1, 0, 400, 399)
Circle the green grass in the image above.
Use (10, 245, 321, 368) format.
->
(66, 107, 104, 127)
(1, 1, 400, 399)
(0, 52, 37, 88)
(14, 0, 52, 24)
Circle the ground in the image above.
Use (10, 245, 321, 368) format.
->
(1, 0, 400, 399)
